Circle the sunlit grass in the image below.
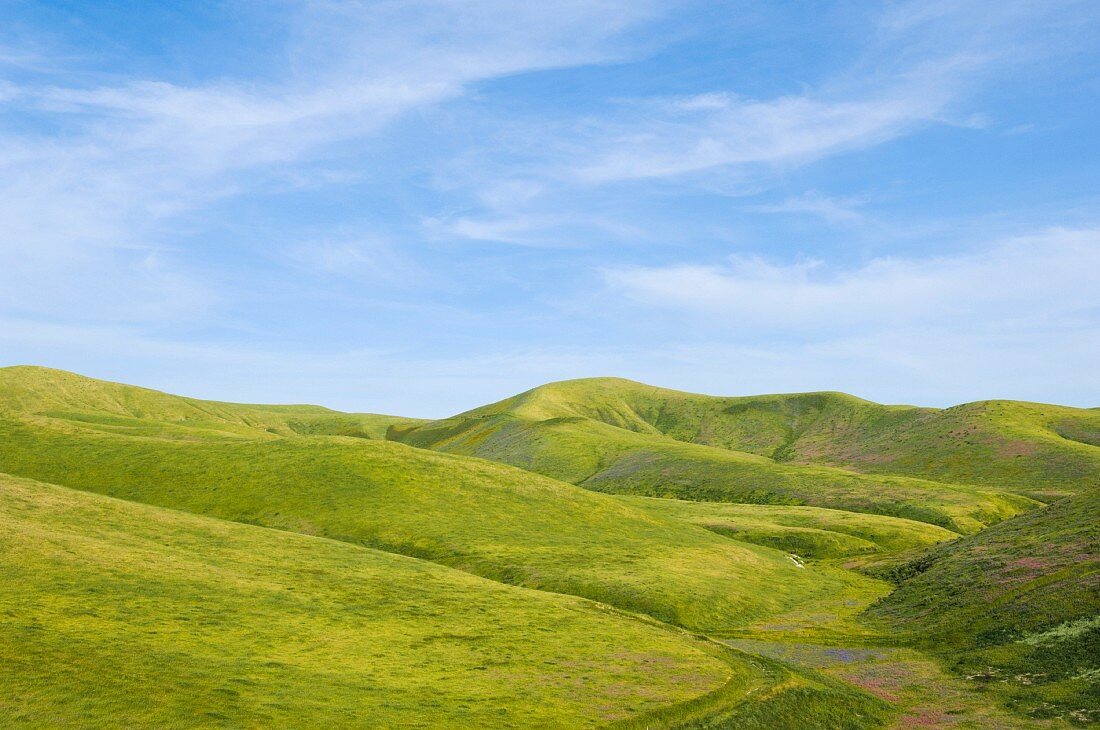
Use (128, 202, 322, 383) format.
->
(396, 399, 1038, 533)
(1, 473, 737, 728)
(2, 366, 1095, 728)
(866, 491, 1100, 723)
(614, 495, 960, 560)
(0, 372, 871, 636)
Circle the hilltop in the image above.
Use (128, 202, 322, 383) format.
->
(395, 376, 1099, 499)
(391, 377, 1071, 533)
(0, 365, 422, 440)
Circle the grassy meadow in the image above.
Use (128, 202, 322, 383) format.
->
(0, 474, 737, 728)
(0, 416, 871, 634)
(1, 366, 1096, 728)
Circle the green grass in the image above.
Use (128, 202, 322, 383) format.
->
(724, 640, 1054, 729)
(0, 365, 423, 441)
(3, 366, 1095, 728)
(0, 473, 742, 728)
(661, 665, 895, 730)
(865, 491, 1100, 724)
(393, 393, 1038, 534)
(613, 643, 897, 730)
(0, 370, 872, 636)
(395, 376, 1099, 501)
(616, 496, 960, 560)
(386, 375, 1099, 724)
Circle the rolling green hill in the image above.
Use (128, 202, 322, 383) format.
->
(866, 490, 1099, 723)
(0, 365, 422, 441)
(0, 473, 739, 728)
(393, 377, 1098, 503)
(390, 379, 1041, 533)
(0, 367, 874, 635)
(3, 365, 1095, 728)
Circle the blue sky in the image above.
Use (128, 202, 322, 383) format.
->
(1, 0, 1098, 416)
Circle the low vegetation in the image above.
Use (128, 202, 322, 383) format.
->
(0, 473, 737, 728)
(392, 383, 1039, 533)
(617, 496, 960, 560)
(866, 491, 1100, 723)
(394, 377, 1098, 501)
(0, 369, 872, 635)
(2, 366, 1096, 728)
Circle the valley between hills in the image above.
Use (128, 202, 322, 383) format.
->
(1, 366, 1096, 728)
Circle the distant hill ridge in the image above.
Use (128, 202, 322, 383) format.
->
(402, 375, 1100, 498)
(387, 377, 1100, 533)
(5, 366, 1096, 534)
(6, 366, 1096, 488)
(0, 365, 423, 440)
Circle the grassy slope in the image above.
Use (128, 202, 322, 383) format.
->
(706, 396, 1100, 501)
(865, 491, 1100, 723)
(387, 376, 1098, 725)
(5, 367, 1094, 727)
(397, 377, 1098, 501)
(392, 382, 1038, 534)
(0, 365, 423, 441)
(0, 368, 873, 635)
(616, 495, 960, 560)
(0, 473, 739, 728)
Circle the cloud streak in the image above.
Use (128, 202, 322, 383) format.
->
(436, 0, 1092, 235)
(603, 227, 1100, 333)
(572, 85, 950, 184)
(0, 0, 661, 320)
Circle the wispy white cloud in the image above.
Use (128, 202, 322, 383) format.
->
(282, 237, 424, 284)
(0, 316, 645, 416)
(565, 0, 1075, 188)
(746, 191, 867, 224)
(602, 227, 1100, 335)
(4, 302, 1097, 415)
(2, 0, 1096, 412)
(572, 84, 951, 184)
(618, 327, 1100, 408)
(0, 0, 662, 321)
(439, 215, 571, 247)
(427, 212, 646, 247)
(438, 0, 1091, 221)
(580, 226, 1098, 407)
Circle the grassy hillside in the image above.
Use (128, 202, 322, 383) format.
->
(392, 387, 1038, 534)
(617, 496, 960, 560)
(0, 365, 422, 441)
(706, 396, 1100, 501)
(4, 366, 1093, 727)
(0, 473, 742, 728)
(865, 491, 1100, 724)
(0, 369, 875, 635)
(397, 377, 1099, 501)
